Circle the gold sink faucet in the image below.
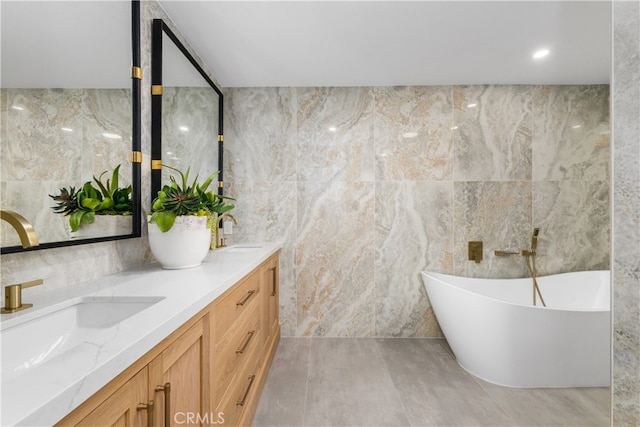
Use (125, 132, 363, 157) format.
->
(2, 279, 43, 313)
(1, 209, 39, 248)
(216, 213, 237, 248)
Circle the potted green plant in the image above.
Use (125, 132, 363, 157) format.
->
(148, 166, 234, 269)
(49, 164, 132, 238)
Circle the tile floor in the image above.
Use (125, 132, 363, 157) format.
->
(253, 338, 610, 427)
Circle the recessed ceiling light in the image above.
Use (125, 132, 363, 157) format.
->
(11, 105, 24, 111)
(450, 126, 459, 130)
(179, 126, 189, 132)
(533, 49, 550, 59)
(328, 126, 337, 132)
(467, 103, 477, 108)
(61, 127, 73, 132)
(102, 133, 122, 139)
(571, 124, 582, 129)
(402, 132, 419, 138)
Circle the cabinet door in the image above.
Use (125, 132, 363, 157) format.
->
(149, 315, 210, 427)
(75, 368, 150, 427)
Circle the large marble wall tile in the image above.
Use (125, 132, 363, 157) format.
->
(226, 181, 298, 336)
(297, 87, 374, 182)
(533, 181, 610, 275)
(374, 181, 452, 337)
(453, 181, 532, 278)
(160, 87, 219, 182)
(613, 1, 640, 423)
(296, 181, 375, 336)
(83, 89, 133, 184)
(225, 88, 297, 182)
(453, 85, 532, 181)
(532, 85, 610, 181)
(2, 89, 85, 182)
(374, 86, 453, 181)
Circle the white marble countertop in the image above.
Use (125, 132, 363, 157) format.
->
(0, 243, 280, 427)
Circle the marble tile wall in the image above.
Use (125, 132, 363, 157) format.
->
(226, 84, 610, 338)
(612, 0, 640, 424)
(160, 86, 219, 185)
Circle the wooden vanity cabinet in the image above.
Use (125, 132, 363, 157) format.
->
(74, 367, 149, 427)
(57, 252, 280, 427)
(59, 315, 209, 427)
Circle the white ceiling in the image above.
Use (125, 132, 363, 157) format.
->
(159, 0, 612, 87)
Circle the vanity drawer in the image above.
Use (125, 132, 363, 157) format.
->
(213, 306, 262, 402)
(214, 333, 263, 427)
(214, 269, 261, 342)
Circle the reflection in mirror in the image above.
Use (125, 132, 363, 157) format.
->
(151, 19, 223, 204)
(0, 1, 141, 253)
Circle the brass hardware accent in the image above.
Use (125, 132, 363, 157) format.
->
(236, 330, 256, 354)
(468, 241, 483, 263)
(236, 375, 256, 406)
(218, 134, 224, 142)
(1, 210, 39, 248)
(216, 213, 237, 248)
(524, 228, 546, 307)
(236, 290, 255, 306)
(218, 181, 224, 188)
(2, 279, 43, 313)
(151, 85, 163, 95)
(151, 159, 163, 170)
(270, 267, 277, 296)
(494, 250, 520, 256)
(130, 151, 143, 163)
(131, 66, 143, 80)
(137, 401, 155, 427)
(155, 383, 171, 427)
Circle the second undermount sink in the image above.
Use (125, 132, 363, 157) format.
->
(1, 296, 164, 382)
(224, 245, 263, 253)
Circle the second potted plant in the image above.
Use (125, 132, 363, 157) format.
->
(148, 166, 234, 269)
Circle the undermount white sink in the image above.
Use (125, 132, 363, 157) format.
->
(224, 245, 263, 253)
(1, 296, 164, 382)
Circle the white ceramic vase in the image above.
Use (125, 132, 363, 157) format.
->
(148, 215, 211, 269)
(70, 215, 132, 240)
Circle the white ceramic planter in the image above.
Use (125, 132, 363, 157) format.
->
(148, 215, 211, 269)
(70, 215, 132, 240)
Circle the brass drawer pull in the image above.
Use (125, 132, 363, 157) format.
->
(236, 375, 256, 407)
(236, 330, 256, 354)
(270, 267, 277, 296)
(236, 289, 255, 306)
(155, 382, 171, 427)
(137, 400, 154, 427)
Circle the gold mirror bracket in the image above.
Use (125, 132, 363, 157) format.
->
(131, 66, 143, 80)
(130, 151, 143, 164)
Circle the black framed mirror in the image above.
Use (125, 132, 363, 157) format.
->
(0, 0, 142, 254)
(151, 19, 224, 203)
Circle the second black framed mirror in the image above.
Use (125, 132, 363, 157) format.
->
(151, 18, 224, 203)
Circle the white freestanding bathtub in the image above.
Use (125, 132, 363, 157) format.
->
(421, 270, 610, 388)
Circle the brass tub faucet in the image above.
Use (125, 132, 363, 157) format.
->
(1, 209, 39, 248)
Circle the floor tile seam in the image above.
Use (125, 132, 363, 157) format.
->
(301, 337, 312, 427)
(373, 338, 416, 427)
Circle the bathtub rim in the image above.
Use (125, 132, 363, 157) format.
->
(421, 270, 611, 313)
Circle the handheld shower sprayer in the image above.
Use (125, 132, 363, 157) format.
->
(531, 228, 540, 253)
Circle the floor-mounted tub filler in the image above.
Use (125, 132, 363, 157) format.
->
(421, 270, 610, 388)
